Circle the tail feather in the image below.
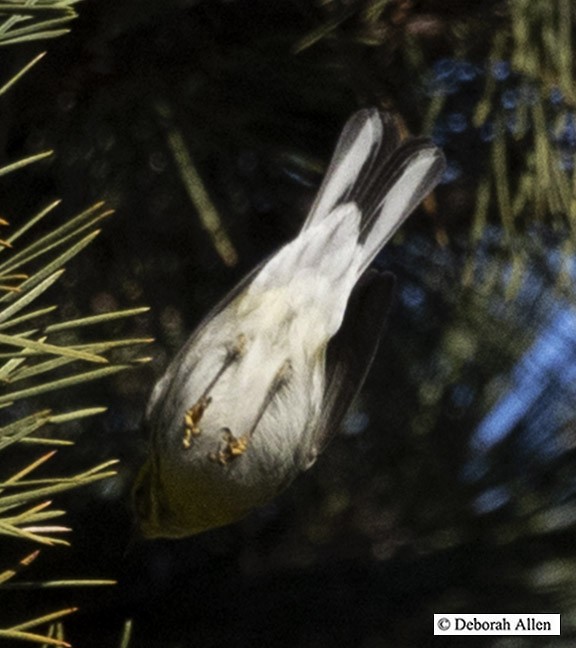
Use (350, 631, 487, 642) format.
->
(303, 110, 399, 229)
(304, 109, 445, 275)
(356, 141, 444, 273)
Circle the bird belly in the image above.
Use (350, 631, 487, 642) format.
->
(152, 316, 325, 536)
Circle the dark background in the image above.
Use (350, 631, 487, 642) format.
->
(2, 1, 576, 646)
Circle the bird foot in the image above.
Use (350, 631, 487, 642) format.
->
(182, 396, 212, 449)
(209, 428, 250, 465)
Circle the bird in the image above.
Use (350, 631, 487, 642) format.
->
(132, 108, 445, 539)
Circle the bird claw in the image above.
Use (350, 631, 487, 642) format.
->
(209, 428, 249, 465)
(182, 396, 212, 449)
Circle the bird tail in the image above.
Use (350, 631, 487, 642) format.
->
(245, 109, 445, 338)
(302, 109, 445, 276)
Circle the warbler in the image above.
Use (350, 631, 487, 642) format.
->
(133, 108, 445, 538)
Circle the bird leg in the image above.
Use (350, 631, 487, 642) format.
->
(210, 359, 292, 465)
(182, 333, 247, 449)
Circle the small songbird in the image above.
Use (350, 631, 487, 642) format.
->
(133, 108, 445, 538)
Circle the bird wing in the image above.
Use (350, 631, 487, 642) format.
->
(301, 269, 396, 463)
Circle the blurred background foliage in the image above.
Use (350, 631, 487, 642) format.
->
(0, 5, 149, 642)
(2, 0, 576, 646)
